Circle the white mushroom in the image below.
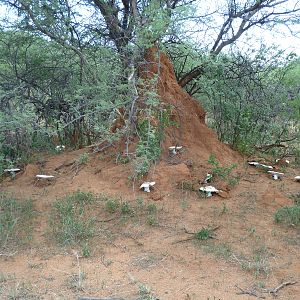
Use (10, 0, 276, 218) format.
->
(140, 181, 155, 193)
(199, 185, 219, 197)
(268, 171, 284, 180)
(4, 168, 21, 173)
(168, 146, 182, 155)
(36, 175, 55, 179)
(248, 161, 259, 166)
(4, 168, 21, 178)
(294, 176, 300, 182)
(55, 145, 65, 151)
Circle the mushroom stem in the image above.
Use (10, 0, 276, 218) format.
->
(273, 174, 279, 180)
(144, 186, 150, 193)
(207, 191, 212, 197)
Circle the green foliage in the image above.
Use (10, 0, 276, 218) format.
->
(0, 193, 34, 251)
(120, 201, 134, 215)
(0, 29, 127, 162)
(208, 154, 237, 179)
(76, 153, 89, 166)
(105, 199, 120, 214)
(274, 205, 300, 226)
(50, 191, 95, 245)
(169, 43, 299, 153)
(132, 105, 175, 178)
(81, 242, 91, 258)
(194, 227, 213, 240)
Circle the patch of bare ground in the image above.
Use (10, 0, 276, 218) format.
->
(0, 149, 299, 300)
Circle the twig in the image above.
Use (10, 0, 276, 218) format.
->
(235, 285, 265, 299)
(263, 281, 297, 296)
(172, 236, 195, 244)
(173, 226, 220, 244)
(78, 297, 127, 300)
(73, 250, 84, 290)
(54, 161, 74, 171)
(0, 251, 17, 257)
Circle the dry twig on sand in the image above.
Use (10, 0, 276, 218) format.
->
(263, 281, 297, 297)
(235, 285, 265, 299)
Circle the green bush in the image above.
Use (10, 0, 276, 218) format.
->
(274, 205, 300, 226)
(208, 154, 237, 180)
(105, 199, 120, 214)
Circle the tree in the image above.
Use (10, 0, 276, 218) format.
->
(0, 0, 299, 162)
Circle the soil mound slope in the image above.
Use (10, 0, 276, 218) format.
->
(141, 47, 241, 165)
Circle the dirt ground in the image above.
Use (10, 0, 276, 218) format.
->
(0, 47, 299, 300)
(0, 146, 299, 300)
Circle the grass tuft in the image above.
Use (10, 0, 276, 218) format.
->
(274, 205, 300, 226)
(0, 193, 34, 251)
(50, 191, 95, 245)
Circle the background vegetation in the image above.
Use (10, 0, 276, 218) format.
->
(0, 0, 299, 174)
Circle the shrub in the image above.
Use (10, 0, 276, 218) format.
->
(274, 205, 300, 226)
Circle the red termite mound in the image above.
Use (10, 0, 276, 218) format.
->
(140, 46, 241, 165)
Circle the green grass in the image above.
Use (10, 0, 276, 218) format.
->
(50, 191, 95, 245)
(0, 193, 34, 251)
(103, 196, 159, 225)
(274, 205, 300, 226)
(201, 242, 232, 260)
(105, 199, 120, 213)
(194, 227, 213, 240)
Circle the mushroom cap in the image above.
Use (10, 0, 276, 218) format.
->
(199, 186, 219, 193)
(4, 168, 21, 172)
(140, 181, 156, 189)
(268, 171, 284, 175)
(248, 161, 259, 166)
(36, 175, 55, 179)
(295, 176, 300, 181)
(168, 146, 182, 150)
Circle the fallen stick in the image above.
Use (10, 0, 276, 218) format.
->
(78, 298, 126, 300)
(172, 226, 220, 244)
(264, 281, 297, 296)
(235, 285, 265, 299)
